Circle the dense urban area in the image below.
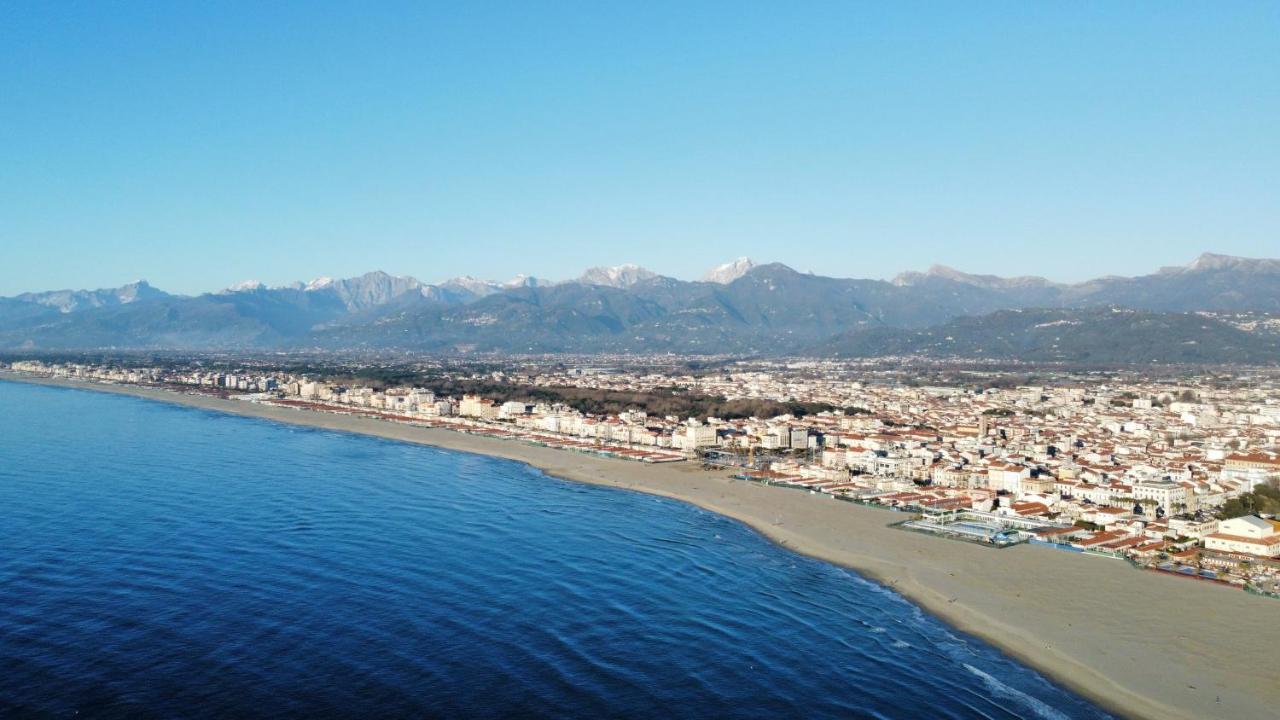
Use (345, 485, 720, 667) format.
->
(7, 355, 1280, 598)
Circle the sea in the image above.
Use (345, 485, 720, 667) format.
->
(0, 380, 1113, 719)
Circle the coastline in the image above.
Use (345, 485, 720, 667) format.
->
(4, 373, 1277, 720)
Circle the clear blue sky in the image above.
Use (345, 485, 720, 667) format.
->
(2, 1, 1277, 295)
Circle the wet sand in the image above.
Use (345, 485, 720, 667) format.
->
(4, 372, 1278, 720)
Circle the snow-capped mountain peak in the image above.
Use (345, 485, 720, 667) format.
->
(503, 273, 549, 288)
(442, 275, 501, 294)
(221, 280, 266, 294)
(701, 257, 757, 284)
(578, 264, 657, 288)
(1166, 253, 1280, 275)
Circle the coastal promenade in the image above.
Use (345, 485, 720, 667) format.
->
(266, 398, 689, 463)
(4, 372, 1278, 720)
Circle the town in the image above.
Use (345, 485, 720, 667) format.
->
(7, 356, 1280, 598)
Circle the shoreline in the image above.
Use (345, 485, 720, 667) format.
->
(5, 373, 1278, 720)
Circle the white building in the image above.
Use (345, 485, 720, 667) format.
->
(1204, 516, 1280, 557)
(1132, 479, 1193, 515)
(682, 422, 717, 449)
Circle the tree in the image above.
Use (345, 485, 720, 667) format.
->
(1217, 486, 1280, 519)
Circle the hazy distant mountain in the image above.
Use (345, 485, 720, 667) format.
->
(1, 253, 1278, 363)
(578, 264, 659, 288)
(894, 265, 1060, 291)
(1065, 253, 1280, 313)
(15, 280, 169, 314)
(702, 257, 757, 284)
(1167, 252, 1280, 274)
(314, 271, 426, 312)
(436, 274, 552, 300)
(816, 307, 1280, 364)
(894, 253, 1280, 313)
(218, 271, 430, 310)
(438, 276, 503, 300)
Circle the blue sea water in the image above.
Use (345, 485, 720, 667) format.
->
(0, 381, 1113, 720)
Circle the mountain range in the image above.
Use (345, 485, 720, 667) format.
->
(2, 253, 1279, 363)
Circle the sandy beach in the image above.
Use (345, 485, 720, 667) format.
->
(4, 373, 1277, 720)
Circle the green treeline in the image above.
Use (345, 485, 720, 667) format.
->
(1219, 484, 1280, 519)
